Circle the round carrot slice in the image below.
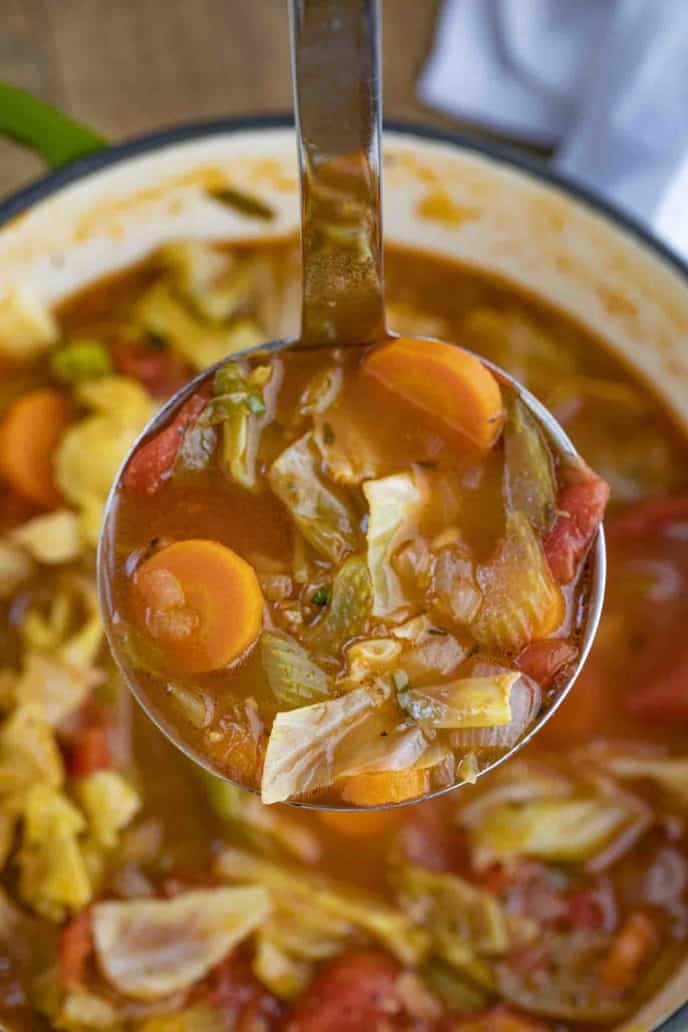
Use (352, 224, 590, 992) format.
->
(0, 388, 71, 507)
(131, 539, 264, 674)
(363, 336, 504, 450)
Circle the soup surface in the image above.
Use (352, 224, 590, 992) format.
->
(102, 304, 605, 806)
(0, 237, 686, 1031)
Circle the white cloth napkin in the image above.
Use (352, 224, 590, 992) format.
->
(419, 0, 688, 261)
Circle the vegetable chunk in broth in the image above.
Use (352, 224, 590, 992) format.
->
(0, 237, 686, 1031)
(102, 270, 607, 807)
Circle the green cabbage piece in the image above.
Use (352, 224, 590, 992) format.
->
(269, 433, 359, 563)
(56, 376, 155, 545)
(200, 360, 272, 490)
(473, 510, 564, 652)
(18, 784, 91, 921)
(472, 795, 650, 865)
(393, 862, 510, 989)
(0, 703, 64, 815)
(299, 365, 343, 416)
(76, 771, 141, 849)
(363, 473, 426, 619)
(260, 684, 390, 804)
(0, 285, 58, 361)
(11, 509, 84, 564)
(51, 339, 112, 385)
(503, 398, 556, 531)
(309, 555, 372, 654)
(253, 931, 313, 1000)
(202, 772, 321, 863)
(260, 630, 331, 708)
(135, 280, 263, 369)
(14, 652, 100, 727)
(398, 674, 517, 730)
(91, 886, 270, 999)
(603, 754, 688, 808)
(215, 847, 429, 965)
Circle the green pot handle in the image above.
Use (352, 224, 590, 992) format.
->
(0, 82, 107, 169)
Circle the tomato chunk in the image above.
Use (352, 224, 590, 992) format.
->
(286, 951, 401, 1031)
(516, 638, 579, 689)
(59, 910, 93, 987)
(122, 389, 208, 496)
(111, 337, 191, 399)
(543, 461, 609, 583)
(67, 724, 111, 778)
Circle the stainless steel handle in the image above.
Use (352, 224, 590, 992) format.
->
(289, 0, 387, 348)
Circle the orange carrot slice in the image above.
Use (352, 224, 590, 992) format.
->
(0, 388, 71, 507)
(131, 539, 263, 674)
(363, 337, 504, 450)
(338, 769, 430, 807)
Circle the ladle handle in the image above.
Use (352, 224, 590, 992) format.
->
(289, 0, 387, 348)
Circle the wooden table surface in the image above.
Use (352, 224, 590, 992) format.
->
(1, 0, 471, 200)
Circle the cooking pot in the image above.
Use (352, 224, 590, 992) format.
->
(0, 101, 686, 1031)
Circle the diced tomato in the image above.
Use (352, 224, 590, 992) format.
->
(59, 910, 93, 987)
(598, 911, 659, 992)
(450, 1003, 548, 1031)
(285, 951, 402, 1032)
(122, 390, 209, 496)
(66, 724, 111, 778)
(111, 337, 191, 399)
(543, 462, 609, 584)
(516, 638, 579, 689)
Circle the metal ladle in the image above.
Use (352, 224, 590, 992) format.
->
(98, 0, 606, 808)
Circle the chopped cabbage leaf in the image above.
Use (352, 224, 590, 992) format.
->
(299, 365, 343, 416)
(0, 541, 34, 600)
(15, 652, 99, 727)
(504, 398, 556, 532)
(364, 473, 426, 619)
(11, 509, 84, 564)
(20, 574, 104, 672)
(472, 795, 650, 865)
(312, 409, 380, 485)
(398, 674, 517, 730)
(58, 989, 119, 1029)
(603, 754, 688, 808)
(393, 863, 509, 988)
(395, 622, 467, 684)
(0, 703, 64, 814)
(18, 784, 91, 921)
(51, 339, 112, 385)
(309, 555, 372, 654)
(0, 285, 58, 360)
(77, 771, 141, 848)
(431, 546, 482, 626)
(261, 684, 393, 804)
(201, 360, 273, 490)
(92, 886, 270, 999)
(473, 511, 564, 652)
(158, 239, 233, 318)
(135, 280, 263, 369)
(56, 376, 155, 545)
(345, 638, 402, 682)
(253, 931, 312, 999)
(261, 630, 331, 708)
(203, 772, 321, 863)
(269, 433, 359, 563)
(215, 847, 429, 965)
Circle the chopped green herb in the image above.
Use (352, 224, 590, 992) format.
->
(312, 586, 331, 607)
(208, 186, 276, 222)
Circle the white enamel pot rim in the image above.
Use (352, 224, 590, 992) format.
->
(0, 115, 686, 1032)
